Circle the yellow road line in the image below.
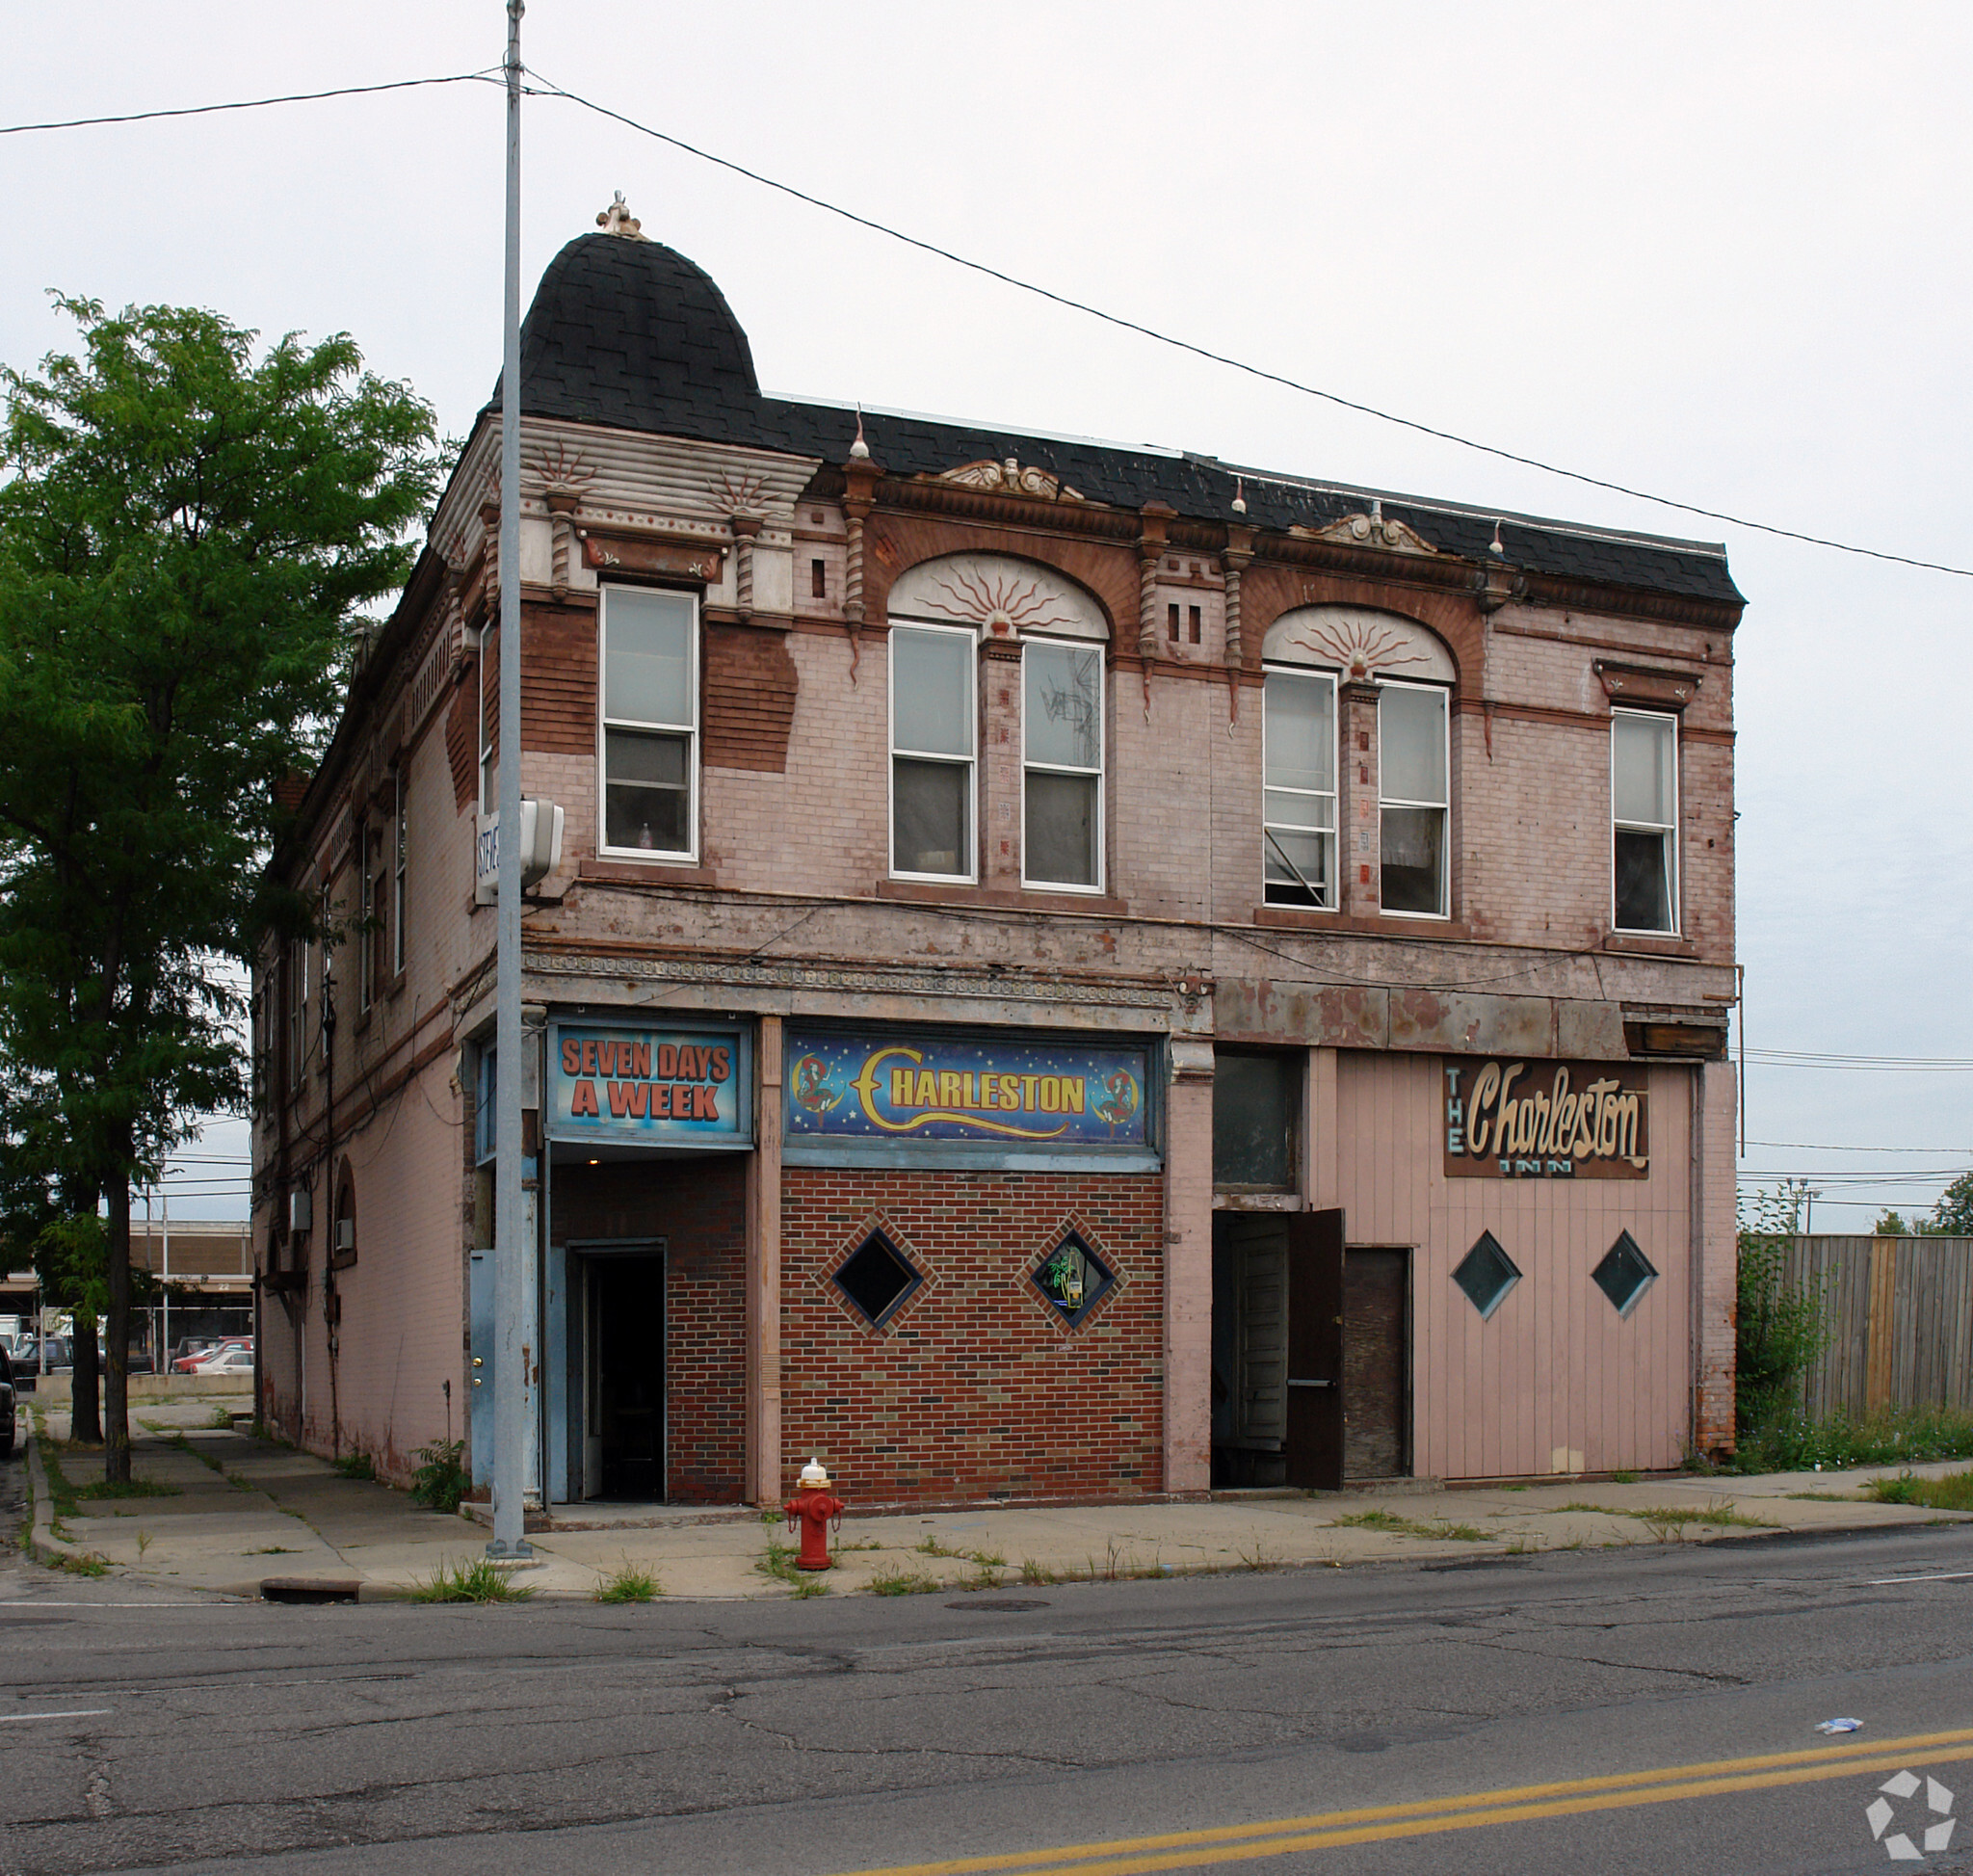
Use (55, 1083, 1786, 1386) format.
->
(828, 1726, 1973, 1876)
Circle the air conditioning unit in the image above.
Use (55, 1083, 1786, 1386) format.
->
(288, 1188, 312, 1233)
(335, 1218, 355, 1254)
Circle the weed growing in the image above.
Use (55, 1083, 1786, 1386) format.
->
(1019, 1558, 1057, 1586)
(134, 1530, 154, 1560)
(208, 1408, 234, 1431)
(1610, 1470, 1641, 1485)
(593, 1561, 662, 1603)
(1867, 1469, 1973, 1512)
(1332, 1509, 1493, 1543)
(77, 1478, 181, 1501)
(757, 1538, 830, 1598)
(1728, 1407, 1973, 1475)
(869, 1565, 942, 1596)
(56, 1551, 110, 1577)
(333, 1451, 376, 1481)
(410, 1557, 535, 1603)
(409, 1440, 467, 1514)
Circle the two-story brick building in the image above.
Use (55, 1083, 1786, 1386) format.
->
(253, 206, 1742, 1509)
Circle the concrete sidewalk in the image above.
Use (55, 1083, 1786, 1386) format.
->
(19, 1397, 1973, 1602)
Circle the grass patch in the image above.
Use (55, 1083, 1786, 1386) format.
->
(869, 1564, 943, 1596)
(1019, 1558, 1058, 1586)
(208, 1407, 235, 1431)
(593, 1562, 662, 1603)
(756, 1538, 830, 1597)
(1332, 1509, 1492, 1543)
(55, 1551, 110, 1577)
(1729, 1406, 1973, 1475)
(1610, 1470, 1641, 1485)
(34, 1438, 81, 1521)
(409, 1557, 535, 1603)
(1553, 1498, 1776, 1534)
(915, 1534, 967, 1558)
(136, 1417, 170, 1434)
(333, 1451, 375, 1481)
(1867, 1469, 1973, 1512)
(76, 1477, 181, 1501)
(1786, 1490, 1857, 1502)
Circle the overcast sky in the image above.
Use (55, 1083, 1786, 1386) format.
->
(6, 2, 1969, 1229)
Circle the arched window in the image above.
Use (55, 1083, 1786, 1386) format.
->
(331, 1161, 357, 1270)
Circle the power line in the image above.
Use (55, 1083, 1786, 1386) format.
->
(524, 67, 1973, 581)
(1743, 1048, 1973, 1071)
(1746, 1139, 1971, 1154)
(0, 71, 502, 138)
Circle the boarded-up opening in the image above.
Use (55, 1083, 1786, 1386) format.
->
(1343, 1248, 1410, 1479)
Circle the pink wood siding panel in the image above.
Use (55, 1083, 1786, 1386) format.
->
(1333, 1052, 1693, 1478)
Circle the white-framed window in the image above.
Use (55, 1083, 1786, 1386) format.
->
(889, 621, 977, 881)
(477, 623, 496, 818)
(1379, 681, 1449, 917)
(598, 585, 698, 860)
(1022, 639, 1105, 892)
(391, 766, 407, 976)
(1262, 668, 1337, 908)
(1612, 708, 1678, 933)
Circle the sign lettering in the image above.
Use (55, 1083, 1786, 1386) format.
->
(1442, 1058, 1649, 1179)
(548, 1022, 750, 1147)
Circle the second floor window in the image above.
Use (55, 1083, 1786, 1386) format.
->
(359, 828, 378, 1013)
(1379, 681, 1448, 917)
(890, 623, 976, 881)
(391, 767, 407, 975)
(1023, 640, 1104, 891)
(1612, 709, 1677, 933)
(600, 585, 697, 860)
(1263, 669, 1336, 907)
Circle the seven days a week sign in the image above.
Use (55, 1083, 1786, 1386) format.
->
(784, 1031, 1150, 1151)
(549, 1023, 752, 1148)
(1443, 1057, 1649, 1179)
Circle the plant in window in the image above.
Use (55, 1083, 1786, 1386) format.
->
(1031, 1231, 1114, 1329)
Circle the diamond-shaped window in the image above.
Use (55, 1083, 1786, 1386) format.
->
(1453, 1230, 1520, 1319)
(1032, 1231, 1115, 1330)
(833, 1229, 922, 1328)
(1593, 1230, 1657, 1316)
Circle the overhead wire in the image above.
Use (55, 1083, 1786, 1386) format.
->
(521, 66, 1973, 580)
(0, 72, 503, 138)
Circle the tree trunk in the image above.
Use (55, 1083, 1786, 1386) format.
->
(70, 1319, 103, 1444)
(104, 1179, 132, 1484)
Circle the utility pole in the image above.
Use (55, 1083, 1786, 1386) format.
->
(487, 0, 533, 1561)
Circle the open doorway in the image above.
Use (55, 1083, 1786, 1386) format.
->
(582, 1248, 666, 1501)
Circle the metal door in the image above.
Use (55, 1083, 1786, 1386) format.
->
(1285, 1207, 1346, 1490)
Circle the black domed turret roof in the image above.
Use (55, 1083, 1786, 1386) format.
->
(490, 233, 762, 436)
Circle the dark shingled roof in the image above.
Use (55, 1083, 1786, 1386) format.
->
(490, 234, 1743, 608)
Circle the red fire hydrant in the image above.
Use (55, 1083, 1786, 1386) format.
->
(784, 1457, 844, 1571)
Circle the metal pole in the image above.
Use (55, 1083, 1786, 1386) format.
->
(488, 0, 532, 1560)
(161, 1186, 171, 1374)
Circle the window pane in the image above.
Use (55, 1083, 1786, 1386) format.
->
(1381, 806, 1444, 914)
(1025, 643, 1103, 771)
(1264, 788, 1334, 832)
(1265, 674, 1333, 795)
(1264, 829, 1331, 906)
(604, 727, 689, 851)
(605, 589, 694, 727)
(1615, 827, 1673, 931)
(892, 627, 974, 757)
(1026, 770, 1098, 886)
(893, 757, 968, 876)
(1613, 713, 1675, 827)
(1380, 685, 1447, 805)
(1213, 1052, 1298, 1188)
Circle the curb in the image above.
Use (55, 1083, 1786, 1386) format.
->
(24, 1425, 84, 1571)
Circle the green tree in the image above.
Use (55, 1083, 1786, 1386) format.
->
(1929, 1172, 1973, 1236)
(1874, 1210, 1909, 1235)
(0, 297, 437, 1480)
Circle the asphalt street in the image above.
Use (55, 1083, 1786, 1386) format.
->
(2, 1438, 1971, 1876)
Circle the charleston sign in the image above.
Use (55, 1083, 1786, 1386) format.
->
(784, 1030, 1150, 1151)
(1443, 1058, 1648, 1179)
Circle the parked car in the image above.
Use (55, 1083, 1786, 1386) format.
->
(0, 1346, 15, 1456)
(171, 1336, 250, 1374)
(191, 1345, 254, 1376)
(16, 1336, 71, 1375)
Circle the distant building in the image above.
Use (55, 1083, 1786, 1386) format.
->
(253, 207, 1741, 1508)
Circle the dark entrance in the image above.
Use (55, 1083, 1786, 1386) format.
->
(1342, 1249, 1411, 1480)
(1210, 1209, 1347, 1491)
(590, 1253, 665, 1499)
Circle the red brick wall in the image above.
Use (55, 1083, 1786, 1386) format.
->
(551, 1155, 747, 1504)
(780, 1166, 1166, 1505)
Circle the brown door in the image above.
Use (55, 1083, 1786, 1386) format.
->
(1284, 1208, 1345, 1490)
(1343, 1249, 1409, 1479)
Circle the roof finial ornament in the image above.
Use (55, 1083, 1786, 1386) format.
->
(596, 192, 645, 239)
(1231, 475, 1247, 515)
(1489, 519, 1506, 557)
(849, 404, 871, 462)
(1370, 497, 1383, 526)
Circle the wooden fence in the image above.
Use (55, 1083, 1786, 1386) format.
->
(1782, 1235, 1973, 1418)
